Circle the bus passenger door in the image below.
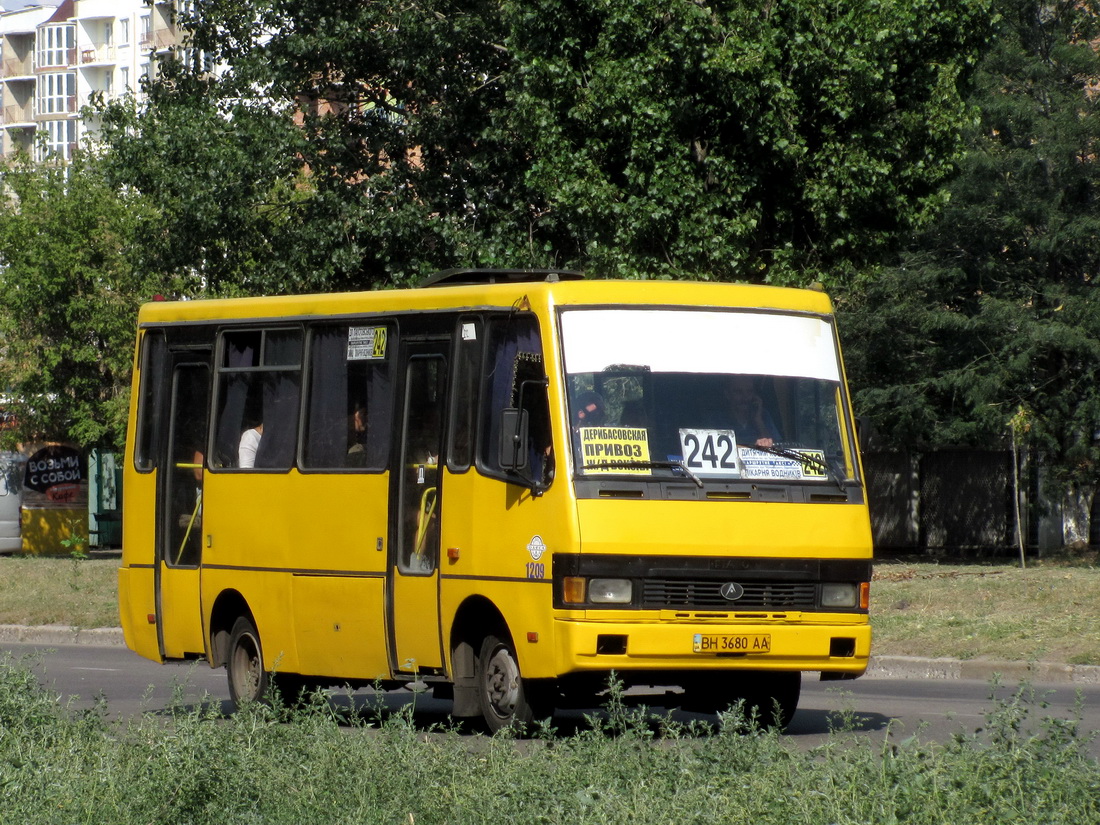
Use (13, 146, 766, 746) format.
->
(389, 346, 448, 674)
(155, 360, 210, 660)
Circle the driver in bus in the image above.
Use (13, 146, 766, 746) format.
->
(725, 375, 779, 448)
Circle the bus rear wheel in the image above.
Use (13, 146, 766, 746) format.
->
(227, 616, 269, 707)
(476, 634, 553, 734)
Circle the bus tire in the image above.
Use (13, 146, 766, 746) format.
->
(476, 633, 552, 734)
(738, 671, 801, 730)
(227, 616, 269, 708)
(685, 670, 801, 729)
(271, 673, 312, 706)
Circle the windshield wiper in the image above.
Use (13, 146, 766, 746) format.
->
(583, 459, 705, 488)
(737, 444, 848, 493)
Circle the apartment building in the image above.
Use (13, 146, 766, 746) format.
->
(0, 0, 181, 160)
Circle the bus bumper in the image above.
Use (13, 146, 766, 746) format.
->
(550, 614, 870, 678)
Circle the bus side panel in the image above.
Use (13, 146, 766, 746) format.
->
(201, 474, 301, 672)
(201, 472, 392, 679)
(117, 565, 160, 662)
(439, 471, 577, 681)
(292, 575, 389, 680)
(119, 462, 161, 662)
(290, 473, 392, 680)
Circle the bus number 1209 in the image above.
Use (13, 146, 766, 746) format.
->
(526, 562, 545, 580)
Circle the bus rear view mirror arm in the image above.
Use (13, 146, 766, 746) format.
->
(498, 407, 530, 472)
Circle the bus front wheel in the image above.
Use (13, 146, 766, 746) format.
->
(476, 634, 553, 733)
(227, 616, 269, 707)
(684, 670, 801, 729)
(732, 671, 801, 730)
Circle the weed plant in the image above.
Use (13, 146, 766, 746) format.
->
(1, 654, 1097, 824)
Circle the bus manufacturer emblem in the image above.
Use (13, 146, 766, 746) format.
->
(527, 535, 547, 561)
(719, 582, 745, 601)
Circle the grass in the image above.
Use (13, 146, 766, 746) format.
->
(0, 652, 1096, 824)
(872, 555, 1100, 665)
(2, 553, 1100, 665)
(0, 554, 120, 628)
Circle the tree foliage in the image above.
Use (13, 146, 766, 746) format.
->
(97, 68, 316, 297)
(841, 0, 1100, 490)
(0, 1, 997, 448)
(503, 0, 991, 283)
(0, 155, 158, 449)
(101, 0, 991, 289)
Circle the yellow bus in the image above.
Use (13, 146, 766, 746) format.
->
(119, 270, 871, 730)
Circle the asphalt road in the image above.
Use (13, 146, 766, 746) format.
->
(4, 641, 1100, 757)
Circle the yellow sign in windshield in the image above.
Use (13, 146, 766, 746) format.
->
(578, 427, 651, 474)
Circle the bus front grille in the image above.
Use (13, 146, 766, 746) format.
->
(642, 580, 817, 609)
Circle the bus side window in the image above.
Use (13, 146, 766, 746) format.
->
(479, 315, 552, 484)
(302, 324, 393, 471)
(448, 317, 482, 471)
(134, 331, 167, 472)
(213, 329, 302, 471)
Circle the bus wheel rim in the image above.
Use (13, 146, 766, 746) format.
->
(484, 645, 520, 718)
(232, 633, 262, 700)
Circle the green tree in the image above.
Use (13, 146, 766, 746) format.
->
(97, 71, 317, 297)
(840, 0, 1100, 537)
(504, 0, 992, 283)
(102, 0, 991, 289)
(0, 154, 158, 449)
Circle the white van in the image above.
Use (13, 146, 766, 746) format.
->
(0, 451, 23, 554)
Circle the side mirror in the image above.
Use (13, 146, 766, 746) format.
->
(498, 407, 530, 471)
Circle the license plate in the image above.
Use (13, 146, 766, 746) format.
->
(693, 633, 771, 654)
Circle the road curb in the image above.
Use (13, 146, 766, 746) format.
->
(867, 654, 1100, 685)
(0, 624, 125, 647)
(4, 625, 1099, 686)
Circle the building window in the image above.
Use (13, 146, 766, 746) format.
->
(120, 66, 130, 91)
(37, 24, 75, 69)
(36, 72, 75, 116)
(119, 18, 130, 46)
(37, 119, 76, 161)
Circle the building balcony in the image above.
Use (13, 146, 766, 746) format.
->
(2, 56, 34, 78)
(140, 28, 177, 51)
(2, 103, 34, 126)
(80, 44, 117, 66)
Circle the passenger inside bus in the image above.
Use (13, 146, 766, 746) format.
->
(573, 390, 605, 428)
(724, 375, 779, 448)
(346, 403, 369, 464)
(570, 389, 605, 470)
(238, 421, 263, 468)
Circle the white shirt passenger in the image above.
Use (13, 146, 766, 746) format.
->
(238, 426, 262, 468)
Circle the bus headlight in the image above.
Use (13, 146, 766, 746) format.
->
(588, 578, 633, 604)
(820, 583, 857, 608)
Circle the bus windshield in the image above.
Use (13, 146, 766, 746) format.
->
(560, 308, 857, 484)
